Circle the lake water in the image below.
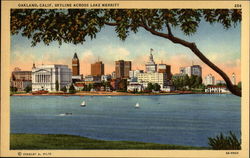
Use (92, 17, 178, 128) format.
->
(10, 94, 241, 147)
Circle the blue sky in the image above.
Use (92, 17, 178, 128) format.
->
(11, 18, 241, 81)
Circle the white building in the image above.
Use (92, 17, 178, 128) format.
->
(101, 75, 111, 82)
(127, 83, 144, 92)
(204, 74, 215, 85)
(161, 86, 175, 92)
(129, 70, 144, 82)
(180, 66, 191, 76)
(129, 70, 144, 78)
(137, 72, 167, 89)
(145, 51, 157, 73)
(32, 64, 72, 92)
(205, 85, 230, 93)
(232, 73, 236, 85)
(111, 71, 116, 79)
(180, 65, 202, 77)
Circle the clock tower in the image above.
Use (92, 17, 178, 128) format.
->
(72, 52, 80, 76)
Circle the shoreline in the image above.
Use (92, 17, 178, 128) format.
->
(10, 133, 209, 150)
(11, 91, 230, 96)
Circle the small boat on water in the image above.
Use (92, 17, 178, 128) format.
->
(135, 102, 140, 108)
(80, 100, 86, 107)
(59, 113, 72, 116)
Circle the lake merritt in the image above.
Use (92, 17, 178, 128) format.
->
(10, 94, 241, 147)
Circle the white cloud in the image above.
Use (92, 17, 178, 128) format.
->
(106, 47, 131, 61)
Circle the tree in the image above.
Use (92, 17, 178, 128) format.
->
(69, 84, 76, 93)
(183, 74, 190, 88)
(24, 85, 32, 93)
(194, 76, 202, 88)
(153, 83, 161, 91)
(10, 86, 17, 92)
(61, 86, 67, 92)
(10, 9, 242, 96)
(146, 82, 154, 92)
(118, 79, 127, 91)
(55, 80, 59, 91)
(88, 84, 93, 91)
(189, 75, 196, 88)
(208, 131, 241, 150)
(172, 77, 180, 90)
(237, 81, 241, 89)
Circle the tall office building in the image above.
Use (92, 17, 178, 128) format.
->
(180, 65, 202, 77)
(124, 61, 132, 78)
(145, 51, 157, 73)
(115, 60, 131, 79)
(204, 74, 215, 85)
(72, 53, 80, 76)
(180, 66, 191, 76)
(191, 65, 202, 77)
(158, 63, 171, 80)
(91, 61, 104, 76)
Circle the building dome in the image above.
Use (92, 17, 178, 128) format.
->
(145, 51, 157, 73)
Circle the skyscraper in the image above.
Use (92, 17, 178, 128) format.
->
(180, 65, 202, 77)
(91, 61, 104, 76)
(115, 60, 131, 79)
(72, 53, 80, 76)
(124, 61, 132, 78)
(191, 65, 202, 77)
(158, 64, 172, 80)
(145, 51, 157, 73)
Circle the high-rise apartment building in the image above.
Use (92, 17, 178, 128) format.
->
(115, 60, 131, 79)
(204, 74, 215, 85)
(91, 61, 104, 76)
(180, 65, 202, 77)
(72, 53, 80, 76)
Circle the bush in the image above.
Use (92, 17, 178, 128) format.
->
(10, 86, 18, 92)
(61, 86, 67, 93)
(24, 86, 32, 93)
(208, 131, 241, 150)
(69, 84, 76, 94)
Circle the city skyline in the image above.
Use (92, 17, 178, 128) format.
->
(11, 18, 241, 81)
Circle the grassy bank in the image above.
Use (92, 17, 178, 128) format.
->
(10, 134, 209, 150)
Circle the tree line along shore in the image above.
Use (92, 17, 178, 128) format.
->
(10, 91, 229, 96)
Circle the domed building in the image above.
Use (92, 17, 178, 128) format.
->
(145, 50, 157, 73)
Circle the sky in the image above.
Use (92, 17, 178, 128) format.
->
(11, 18, 241, 82)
